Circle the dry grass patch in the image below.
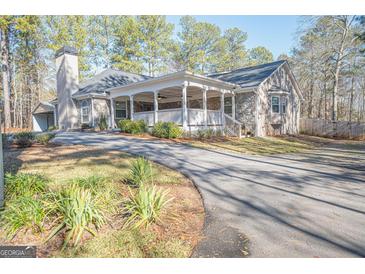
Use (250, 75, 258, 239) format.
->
(184, 136, 314, 155)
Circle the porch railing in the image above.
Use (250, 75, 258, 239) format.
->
(133, 111, 154, 127)
(207, 110, 223, 125)
(132, 109, 241, 137)
(223, 113, 242, 138)
(158, 109, 182, 125)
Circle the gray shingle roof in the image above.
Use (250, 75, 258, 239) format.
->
(208, 60, 286, 89)
(73, 68, 151, 97)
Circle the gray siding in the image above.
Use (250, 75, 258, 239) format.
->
(257, 64, 300, 136)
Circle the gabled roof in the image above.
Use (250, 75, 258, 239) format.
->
(33, 101, 55, 114)
(72, 68, 151, 97)
(207, 60, 286, 89)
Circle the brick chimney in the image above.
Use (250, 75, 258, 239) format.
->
(55, 46, 79, 129)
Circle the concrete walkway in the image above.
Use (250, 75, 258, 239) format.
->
(54, 132, 365, 258)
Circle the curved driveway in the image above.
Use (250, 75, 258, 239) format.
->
(54, 132, 365, 258)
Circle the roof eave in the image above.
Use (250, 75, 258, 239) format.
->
(106, 70, 238, 93)
(72, 92, 107, 100)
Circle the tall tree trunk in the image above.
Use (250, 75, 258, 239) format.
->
(332, 17, 350, 121)
(317, 84, 324, 118)
(308, 80, 314, 118)
(0, 28, 11, 129)
(349, 77, 354, 123)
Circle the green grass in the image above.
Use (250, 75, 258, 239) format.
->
(188, 136, 313, 155)
(4, 173, 49, 200)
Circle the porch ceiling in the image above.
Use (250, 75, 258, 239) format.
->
(114, 86, 228, 104)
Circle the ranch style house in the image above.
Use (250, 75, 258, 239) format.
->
(32, 46, 303, 137)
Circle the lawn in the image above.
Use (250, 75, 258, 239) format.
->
(174, 135, 315, 155)
(1, 144, 204, 258)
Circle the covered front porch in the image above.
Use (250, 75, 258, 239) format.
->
(108, 71, 241, 136)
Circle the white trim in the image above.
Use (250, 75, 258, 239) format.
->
(271, 95, 280, 114)
(115, 100, 127, 119)
(107, 70, 237, 93)
(80, 99, 90, 124)
(73, 93, 107, 100)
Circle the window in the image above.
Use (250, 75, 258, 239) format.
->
(224, 97, 233, 115)
(115, 101, 127, 119)
(81, 100, 89, 123)
(271, 96, 280, 113)
(281, 97, 287, 114)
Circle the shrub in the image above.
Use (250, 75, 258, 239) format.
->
(5, 173, 48, 200)
(128, 157, 153, 187)
(118, 119, 147, 134)
(46, 184, 106, 249)
(48, 125, 58, 131)
(152, 122, 183, 139)
(81, 123, 91, 130)
(13, 131, 34, 148)
(124, 185, 171, 229)
(2, 133, 12, 148)
(1, 196, 46, 238)
(35, 133, 55, 145)
(98, 115, 108, 131)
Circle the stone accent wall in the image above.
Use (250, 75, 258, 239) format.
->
(257, 64, 300, 136)
(235, 91, 256, 134)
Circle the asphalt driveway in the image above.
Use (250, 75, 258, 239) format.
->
(54, 132, 365, 258)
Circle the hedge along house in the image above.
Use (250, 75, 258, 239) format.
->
(32, 46, 303, 137)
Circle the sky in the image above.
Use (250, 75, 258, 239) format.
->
(166, 16, 301, 59)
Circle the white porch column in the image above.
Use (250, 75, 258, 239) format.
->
(91, 97, 95, 127)
(109, 98, 115, 128)
(130, 95, 134, 121)
(154, 91, 158, 124)
(203, 87, 208, 128)
(232, 93, 236, 120)
(182, 82, 188, 130)
(220, 91, 225, 128)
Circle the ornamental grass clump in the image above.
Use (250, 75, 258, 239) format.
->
(46, 184, 106, 249)
(1, 197, 46, 238)
(128, 157, 154, 187)
(124, 185, 172, 229)
(5, 173, 48, 200)
(98, 115, 108, 131)
(71, 176, 120, 214)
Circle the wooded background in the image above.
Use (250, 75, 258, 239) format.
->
(0, 15, 364, 131)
